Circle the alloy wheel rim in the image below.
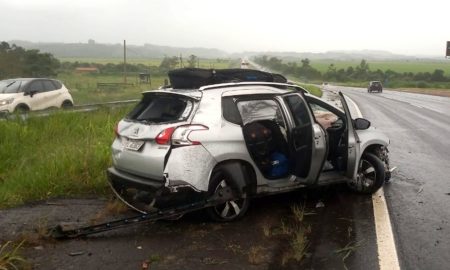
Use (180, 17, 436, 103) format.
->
(358, 159, 376, 190)
(213, 179, 244, 219)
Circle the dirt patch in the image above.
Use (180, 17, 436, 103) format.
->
(0, 186, 379, 270)
(391, 88, 450, 97)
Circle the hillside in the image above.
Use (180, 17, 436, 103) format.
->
(7, 40, 440, 61)
(8, 40, 229, 59)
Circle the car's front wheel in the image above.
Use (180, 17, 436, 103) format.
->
(61, 100, 73, 109)
(206, 168, 250, 222)
(348, 153, 385, 194)
(14, 104, 29, 114)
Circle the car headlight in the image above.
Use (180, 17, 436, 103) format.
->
(0, 98, 14, 106)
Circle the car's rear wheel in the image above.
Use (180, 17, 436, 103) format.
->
(206, 168, 250, 222)
(348, 152, 385, 194)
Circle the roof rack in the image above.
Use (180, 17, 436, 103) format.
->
(167, 68, 289, 89)
(199, 81, 309, 94)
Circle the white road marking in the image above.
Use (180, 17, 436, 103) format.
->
(345, 95, 401, 270)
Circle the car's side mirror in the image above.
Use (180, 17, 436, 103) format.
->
(354, 118, 371, 130)
(24, 90, 36, 97)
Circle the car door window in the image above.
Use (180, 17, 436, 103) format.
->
(27, 81, 45, 93)
(51, 80, 62, 89)
(283, 94, 313, 178)
(222, 97, 243, 125)
(309, 103, 339, 130)
(42, 80, 57, 92)
(284, 94, 312, 127)
(236, 99, 284, 126)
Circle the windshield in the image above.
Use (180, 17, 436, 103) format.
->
(126, 94, 194, 123)
(0, 80, 26, 94)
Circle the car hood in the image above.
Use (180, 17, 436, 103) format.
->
(0, 93, 18, 100)
(356, 127, 390, 149)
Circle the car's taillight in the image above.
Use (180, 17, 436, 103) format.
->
(155, 127, 176, 145)
(171, 125, 208, 146)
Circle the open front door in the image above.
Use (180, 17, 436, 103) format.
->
(280, 93, 327, 184)
(338, 92, 360, 179)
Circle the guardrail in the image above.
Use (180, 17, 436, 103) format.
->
(0, 99, 139, 121)
(97, 82, 135, 90)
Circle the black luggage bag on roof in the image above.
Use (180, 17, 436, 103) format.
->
(168, 68, 287, 89)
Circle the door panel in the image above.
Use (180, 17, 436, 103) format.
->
(26, 81, 46, 110)
(282, 93, 327, 183)
(338, 92, 360, 179)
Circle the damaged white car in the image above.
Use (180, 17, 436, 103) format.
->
(107, 68, 391, 222)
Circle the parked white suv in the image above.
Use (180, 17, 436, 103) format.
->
(0, 78, 74, 113)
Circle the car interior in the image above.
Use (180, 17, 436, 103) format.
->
(307, 98, 348, 172)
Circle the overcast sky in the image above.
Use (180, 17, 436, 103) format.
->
(1, 0, 449, 56)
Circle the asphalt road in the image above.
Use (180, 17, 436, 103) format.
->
(1, 86, 448, 269)
(329, 85, 450, 270)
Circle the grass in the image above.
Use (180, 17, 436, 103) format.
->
(56, 73, 166, 105)
(58, 57, 236, 70)
(263, 203, 313, 266)
(334, 240, 364, 270)
(0, 241, 28, 270)
(297, 83, 322, 97)
(89, 199, 130, 225)
(247, 245, 267, 265)
(280, 204, 313, 265)
(310, 59, 450, 75)
(55, 58, 240, 105)
(0, 106, 132, 208)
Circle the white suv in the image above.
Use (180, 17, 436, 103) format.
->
(0, 78, 74, 113)
(108, 68, 391, 222)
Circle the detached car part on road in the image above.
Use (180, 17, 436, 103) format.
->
(0, 78, 73, 114)
(108, 68, 391, 222)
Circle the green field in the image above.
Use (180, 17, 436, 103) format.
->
(0, 107, 132, 208)
(310, 59, 450, 75)
(58, 57, 235, 69)
(56, 58, 240, 105)
(56, 73, 166, 105)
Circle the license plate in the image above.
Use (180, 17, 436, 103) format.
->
(124, 139, 144, 151)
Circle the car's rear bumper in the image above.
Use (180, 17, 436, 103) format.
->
(107, 167, 165, 192)
(107, 167, 205, 213)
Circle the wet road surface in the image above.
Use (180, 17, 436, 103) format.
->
(333, 86, 450, 270)
(2, 86, 448, 269)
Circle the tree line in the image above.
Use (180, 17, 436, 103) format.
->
(254, 55, 450, 88)
(0, 41, 210, 79)
(0, 42, 60, 79)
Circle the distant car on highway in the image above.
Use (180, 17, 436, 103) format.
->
(0, 78, 74, 113)
(368, 81, 383, 93)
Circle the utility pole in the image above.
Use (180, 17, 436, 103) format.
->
(123, 40, 127, 83)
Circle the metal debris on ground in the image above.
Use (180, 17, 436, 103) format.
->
(315, 201, 325, 208)
(69, 251, 85, 256)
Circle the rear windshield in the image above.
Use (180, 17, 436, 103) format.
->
(126, 94, 194, 123)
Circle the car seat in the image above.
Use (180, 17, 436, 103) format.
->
(243, 121, 290, 178)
